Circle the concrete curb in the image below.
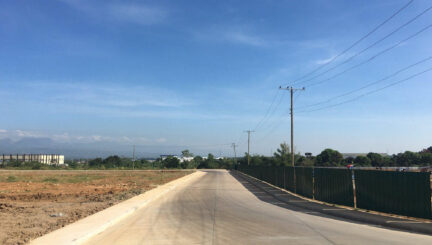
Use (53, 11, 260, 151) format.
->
(234, 170, 432, 236)
(30, 171, 206, 245)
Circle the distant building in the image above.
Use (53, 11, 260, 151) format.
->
(160, 155, 194, 163)
(1, 154, 65, 165)
(305, 152, 313, 158)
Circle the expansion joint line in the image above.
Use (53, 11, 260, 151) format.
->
(211, 172, 219, 245)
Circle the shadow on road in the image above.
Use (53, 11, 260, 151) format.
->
(228, 170, 432, 236)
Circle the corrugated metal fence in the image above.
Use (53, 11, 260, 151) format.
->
(295, 167, 313, 198)
(237, 166, 431, 219)
(355, 170, 431, 219)
(314, 168, 354, 207)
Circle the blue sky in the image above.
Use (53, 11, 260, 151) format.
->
(0, 0, 431, 158)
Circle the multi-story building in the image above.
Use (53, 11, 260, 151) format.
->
(1, 154, 65, 165)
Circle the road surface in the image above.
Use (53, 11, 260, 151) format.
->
(85, 170, 432, 244)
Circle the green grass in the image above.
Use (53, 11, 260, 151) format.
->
(43, 177, 59, 183)
(6, 175, 17, 182)
(65, 174, 105, 183)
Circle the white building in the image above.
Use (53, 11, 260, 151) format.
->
(160, 155, 194, 163)
(1, 154, 65, 165)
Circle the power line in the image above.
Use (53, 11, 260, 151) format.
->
(257, 111, 288, 142)
(296, 56, 432, 110)
(290, 0, 414, 85)
(306, 23, 432, 88)
(257, 91, 287, 131)
(296, 66, 432, 113)
(294, 4, 432, 87)
(257, 91, 302, 141)
(253, 89, 280, 131)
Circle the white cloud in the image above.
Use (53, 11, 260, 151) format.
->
(21, 81, 193, 109)
(0, 129, 7, 133)
(62, 0, 168, 25)
(223, 31, 267, 47)
(194, 27, 269, 47)
(315, 55, 337, 65)
(156, 138, 166, 143)
(108, 4, 167, 25)
(15, 130, 41, 138)
(0, 129, 169, 146)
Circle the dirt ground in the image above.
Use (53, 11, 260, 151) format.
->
(0, 170, 193, 245)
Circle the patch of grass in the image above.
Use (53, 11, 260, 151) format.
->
(43, 177, 59, 183)
(66, 174, 105, 183)
(6, 175, 17, 182)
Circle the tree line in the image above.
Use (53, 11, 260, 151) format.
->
(2, 144, 431, 170)
(242, 144, 432, 168)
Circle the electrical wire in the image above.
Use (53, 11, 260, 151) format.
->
(296, 66, 432, 113)
(305, 23, 432, 88)
(297, 5, 432, 87)
(295, 56, 432, 109)
(290, 0, 414, 85)
(257, 91, 286, 131)
(253, 89, 281, 131)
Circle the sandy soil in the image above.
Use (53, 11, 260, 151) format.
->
(0, 170, 192, 245)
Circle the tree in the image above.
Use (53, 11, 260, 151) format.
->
(420, 152, 432, 166)
(297, 156, 315, 166)
(392, 151, 421, 166)
(354, 156, 371, 166)
(181, 149, 193, 157)
(163, 156, 180, 168)
(103, 155, 122, 168)
(273, 142, 291, 166)
(250, 155, 264, 166)
(205, 154, 220, 169)
(342, 156, 355, 165)
(89, 158, 103, 167)
(366, 153, 383, 167)
(315, 149, 343, 167)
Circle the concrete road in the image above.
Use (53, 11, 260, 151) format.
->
(85, 170, 432, 245)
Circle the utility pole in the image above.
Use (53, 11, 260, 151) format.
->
(231, 143, 238, 165)
(132, 145, 136, 170)
(279, 86, 305, 167)
(244, 130, 254, 165)
(279, 86, 305, 191)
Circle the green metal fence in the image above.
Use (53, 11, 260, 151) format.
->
(355, 170, 431, 219)
(314, 168, 354, 207)
(284, 167, 295, 192)
(295, 167, 313, 198)
(237, 166, 432, 219)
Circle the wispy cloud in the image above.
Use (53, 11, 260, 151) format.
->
(107, 4, 167, 25)
(194, 27, 268, 47)
(314, 54, 337, 65)
(62, 0, 168, 25)
(0, 129, 156, 145)
(222, 31, 267, 47)
(0, 80, 256, 121)
(22, 81, 192, 109)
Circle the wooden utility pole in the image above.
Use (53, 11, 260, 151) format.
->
(279, 86, 305, 167)
(244, 130, 254, 165)
(231, 143, 238, 165)
(132, 145, 136, 170)
(280, 86, 305, 191)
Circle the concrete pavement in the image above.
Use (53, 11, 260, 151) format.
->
(84, 170, 432, 244)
